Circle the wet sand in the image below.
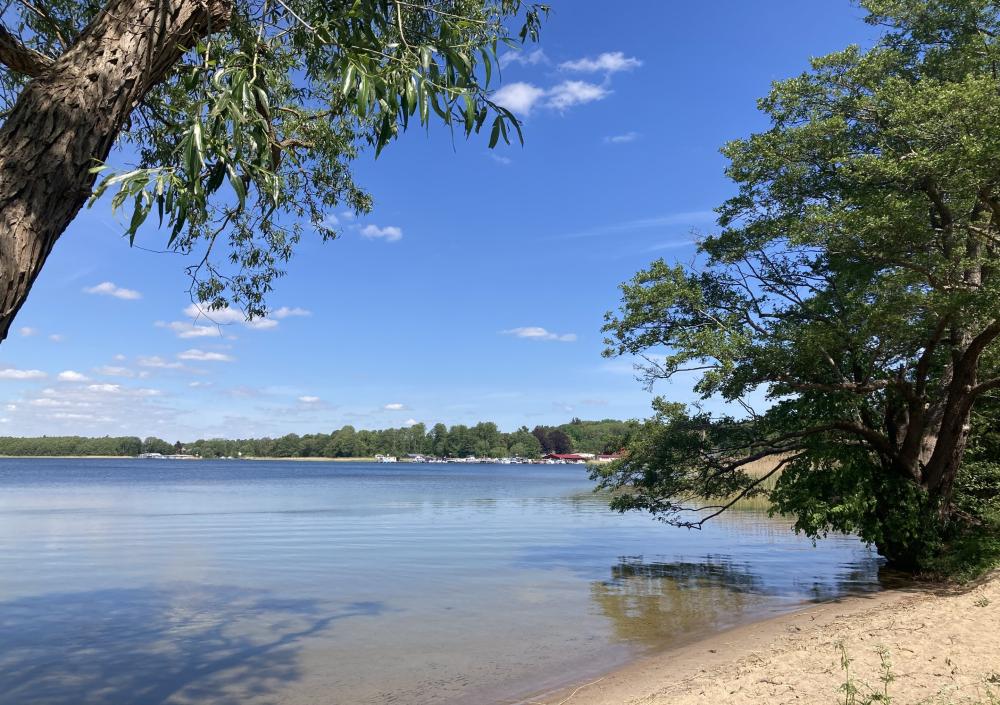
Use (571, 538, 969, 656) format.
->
(522, 573, 1000, 705)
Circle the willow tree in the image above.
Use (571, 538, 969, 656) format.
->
(598, 0, 1000, 572)
(0, 0, 544, 339)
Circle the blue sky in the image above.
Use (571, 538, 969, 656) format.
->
(0, 2, 876, 441)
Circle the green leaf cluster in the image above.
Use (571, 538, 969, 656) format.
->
(1, 0, 546, 318)
(599, 0, 1000, 574)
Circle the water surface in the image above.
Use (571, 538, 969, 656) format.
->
(0, 458, 881, 704)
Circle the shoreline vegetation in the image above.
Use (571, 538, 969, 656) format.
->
(523, 573, 1000, 705)
(0, 419, 635, 460)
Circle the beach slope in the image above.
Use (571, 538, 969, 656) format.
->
(529, 574, 1000, 705)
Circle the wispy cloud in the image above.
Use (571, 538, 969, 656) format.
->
(48, 334, 64, 343)
(604, 131, 640, 144)
(361, 224, 403, 242)
(403, 418, 420, 427)
(383, 402, 406, 411)
(499, 48, 548, 68)
(559, 51, 642, 74)
(96, 365, 136, 378)
(502, 326, 577, 343)
(159, 304, 312, 338)
(488, 152, 512, 166)
(84, 281, 142, 300)
(137, 356, 185, 369)
(0, 368, 46, 380)
(156, 320, 223, 338)
(18, 327, 37, 337)
(554, 211, 716, 240)
(298, 395, 321, 403)
(177, 349, 234, 362)
(4, 382, 177, 435)
(646, 238, 698, 252)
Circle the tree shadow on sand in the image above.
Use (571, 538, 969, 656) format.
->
(0, 584, 384, 705)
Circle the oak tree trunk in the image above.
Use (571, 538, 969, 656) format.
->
(0, 0, 231, 339)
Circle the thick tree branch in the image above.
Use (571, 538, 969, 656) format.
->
(0, 24, 54, 77)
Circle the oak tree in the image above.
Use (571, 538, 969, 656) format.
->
(598, 0, 1000, 572)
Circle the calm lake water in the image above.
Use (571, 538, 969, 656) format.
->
(0, 458, 882, 705)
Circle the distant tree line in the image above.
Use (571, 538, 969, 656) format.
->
(0, 419, 636, 459)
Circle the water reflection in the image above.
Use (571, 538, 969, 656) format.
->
(0, 459, 885, 705)
(591, 557, 770, 647)
(591, 554, 882, 649)
(0, 585, 383, 705)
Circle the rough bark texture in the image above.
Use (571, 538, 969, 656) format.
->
(0, 0, 232, 340)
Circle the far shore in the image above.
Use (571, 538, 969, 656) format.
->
(0, 455, 379, 461)
(520, 573, 1000, 705)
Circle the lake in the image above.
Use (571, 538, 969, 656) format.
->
(0, 458, 882, 705)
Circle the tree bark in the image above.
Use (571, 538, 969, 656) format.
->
(0, 0, 231, 339)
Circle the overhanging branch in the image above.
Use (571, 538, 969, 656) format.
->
(0, 24, 54, 77)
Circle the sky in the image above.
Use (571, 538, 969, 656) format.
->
(0, 1, 878, 441)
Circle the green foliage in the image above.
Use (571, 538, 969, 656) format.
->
(838, 643, 895, 705)
(1, 0, 547, 318)
(599, 0, 1000, 574)
(0, 418, 630, 459)
(0, 435, 143, 456)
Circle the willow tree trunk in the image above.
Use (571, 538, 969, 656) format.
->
(0, 0, 231, 340)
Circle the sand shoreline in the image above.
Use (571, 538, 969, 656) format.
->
(520, 573, 1000, 705)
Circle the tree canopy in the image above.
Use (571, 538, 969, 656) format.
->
(0, 0, 545, 337)
(597, 0, 1000, 572)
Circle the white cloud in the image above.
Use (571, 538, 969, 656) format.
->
(499, 48, 548, 68)
(502, 326, 577, 342)
(137, 355, 185, 369)
(177, 349, 234, 362)
(18, 327, 37, 337)
(0, 368, 46, 380)
(83, 281, 142, 300)
(188, 381, 212, 388)
(182, 303, 275, 329)
(360, 224, 403, 243)
(493, 79, 610, 114)
(57, 370, 89, 382)
(155, 320, 223, 338)
(488, 153, 512, 166)
(403, 418, 419, 427)
(384, 402, 405, 411)
(298, 395, 321, 403)
(546, 80, 610, 110)
(171, 303, 308, 335)
(87, 383, 121, 393)
(96, 366, 135, 378)
(559, 51, 642, 74)
(605, 131, 640, 144)
(492, 81, 547, 114)
(49, 334, 64, 343)
(271, 307, 311, 319)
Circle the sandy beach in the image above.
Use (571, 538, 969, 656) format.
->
(525, 573, 1000, 705)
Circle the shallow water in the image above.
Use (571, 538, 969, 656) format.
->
(0, 458, 881, 705)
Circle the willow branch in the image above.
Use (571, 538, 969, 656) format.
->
(0, 23, 53, 76)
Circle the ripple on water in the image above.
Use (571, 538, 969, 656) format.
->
(0, 458, 884, 705)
